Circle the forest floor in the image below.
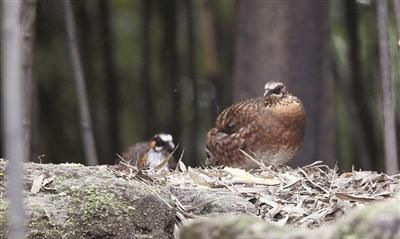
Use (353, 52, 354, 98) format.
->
(0, 159, 399, 239)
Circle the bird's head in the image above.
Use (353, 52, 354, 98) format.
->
(149, 133, 175, 152)
(263, 81, 288, 99)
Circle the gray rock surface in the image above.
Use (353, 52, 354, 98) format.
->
(179, 199, 400, 239)
(0, 161, 175, 239)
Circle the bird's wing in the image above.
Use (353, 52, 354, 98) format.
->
(206, 98, 263, 166)
(120, 142, 149, 165)
(215, 98, 261, 134)
(136, 154, 148, 169)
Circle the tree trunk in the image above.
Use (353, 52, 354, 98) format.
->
(377, 0, 399, 175)
(63, 0, 98, 166)
(233, 0, 334, 167)
(2, 1, 26, 238)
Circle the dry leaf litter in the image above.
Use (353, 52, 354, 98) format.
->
(110, 160, 400, 228)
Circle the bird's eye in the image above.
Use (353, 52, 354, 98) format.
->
(272, 88, 281, 94)
(272, 85, 283, 94)
(154, 138, 163, 146)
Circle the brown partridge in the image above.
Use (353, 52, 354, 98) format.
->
(118, 133, 175, 170)
(205, 81, 305, 169)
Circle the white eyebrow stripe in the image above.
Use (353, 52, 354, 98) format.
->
(158, 134, 173, 142)
(264, 82, 281, 90)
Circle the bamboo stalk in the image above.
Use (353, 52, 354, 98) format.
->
(186, 0, 200, 165)
(63, 0, 98, 166)
(99, 0, 121, 158)
(139, 0, 155, 138)
(2, 1, 26, 238)
(200, 0, 222, 118)
(377, 0, 399, 175)
(21, 0, 38, 162)
(393, 0, 400, 48)
(344, 0, 374, 170)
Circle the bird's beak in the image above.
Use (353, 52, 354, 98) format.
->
(167, 141, 175, 152)
(149, 140, 156, 149)
(264, 90, 271, 97)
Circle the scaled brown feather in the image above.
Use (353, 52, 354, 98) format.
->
(206, 81, 306, 169)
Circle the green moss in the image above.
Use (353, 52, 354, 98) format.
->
(0, 163, 175, 239)
(0, 199, 60, 239)
(62, 185, 136, 239)
(27, 205, 62, 239)
(25, 180, 144, 239)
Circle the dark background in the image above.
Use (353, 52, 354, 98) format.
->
(1, 0, 399, 172)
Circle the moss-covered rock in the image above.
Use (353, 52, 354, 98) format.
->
(179, 199, 400, 239)
(0, 162, 175, 239)
(1, 161, 399, 239)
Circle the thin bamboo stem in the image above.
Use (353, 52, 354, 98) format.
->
(63, 0, 98, 166)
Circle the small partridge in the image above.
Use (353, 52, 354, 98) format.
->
(205, 81, 306, 169)
(118, 133, 175, 170)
